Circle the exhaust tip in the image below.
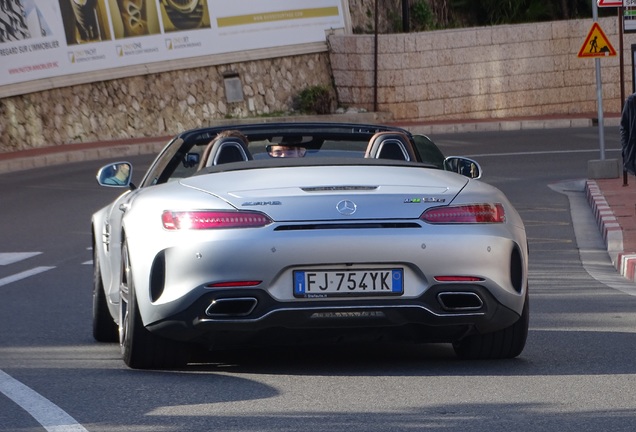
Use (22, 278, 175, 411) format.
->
(206, 297, 257, 317)
(437, 292, 483, 311)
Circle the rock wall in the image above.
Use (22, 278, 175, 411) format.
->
(347, 0, 401, 34)
(0, 53, 333, 152)
(329, 17, 629, 122)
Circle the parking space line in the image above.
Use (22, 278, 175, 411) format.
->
(0, 369, 88, 432)
(0, 267, 55, 288)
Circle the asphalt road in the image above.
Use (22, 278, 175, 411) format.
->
(2, 127, 636, 431)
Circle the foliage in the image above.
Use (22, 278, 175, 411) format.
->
(353, 0, 617, 34)
(411, 0, 436, 31)
(445, 0, 612, 25)
(294, 85, 334, 115)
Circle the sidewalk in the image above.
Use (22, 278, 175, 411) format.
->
(586, 177, 636, 282)
(1, 113, 634, 284)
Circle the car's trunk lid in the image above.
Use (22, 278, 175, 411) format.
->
(181, 165, 467, 221)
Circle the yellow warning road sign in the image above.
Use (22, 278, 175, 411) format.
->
(578, 22, 617, 58)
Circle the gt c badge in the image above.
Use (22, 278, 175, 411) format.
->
(242, 201, 282, 206)
(404, 197, 446, 203)
(336, 200, 357, 216)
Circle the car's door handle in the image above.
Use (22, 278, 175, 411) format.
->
(119, 203, 130, 213)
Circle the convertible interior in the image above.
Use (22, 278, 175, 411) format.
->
(151, 124, 449, 186)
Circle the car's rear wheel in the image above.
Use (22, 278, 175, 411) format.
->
(453, 292, 529, 360)
(119, 240, 190, 369)
(92, 247, 118, 342)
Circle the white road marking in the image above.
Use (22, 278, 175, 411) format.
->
(465, 148, 621, 158)
(0, 267, 55, 288)
(0, 369, 88, 432)
(84, 248, 93, 265)
(0, 252, 41, 266)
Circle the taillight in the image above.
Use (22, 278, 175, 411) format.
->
(421, 204, 505, 224)
(162, 210, 272, 230)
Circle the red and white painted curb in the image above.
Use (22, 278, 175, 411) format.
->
(585, 180, 636, 282)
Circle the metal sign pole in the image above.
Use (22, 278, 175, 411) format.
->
(594, 0, 606, 160)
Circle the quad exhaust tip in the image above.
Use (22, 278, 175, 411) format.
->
(206, 297, 258, 317)
(437, 292, 484, 311)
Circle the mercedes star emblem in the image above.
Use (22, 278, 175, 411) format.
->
(336, 200, 357, 216)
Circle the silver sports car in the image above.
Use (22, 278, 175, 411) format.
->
(92, 122, 528, 369)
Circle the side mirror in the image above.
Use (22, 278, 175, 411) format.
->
(444, 157, 482, 179)
(96, 162, 133, 188)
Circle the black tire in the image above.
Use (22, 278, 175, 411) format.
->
(119, 241, 191, 369)
(92, 248, 118, 342)
(453, 292, 529, 360)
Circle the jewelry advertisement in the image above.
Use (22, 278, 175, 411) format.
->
(1, 0, 345, 89)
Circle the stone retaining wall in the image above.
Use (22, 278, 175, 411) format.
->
(329, 17, 629, 122)
(0, 53, 334, 153)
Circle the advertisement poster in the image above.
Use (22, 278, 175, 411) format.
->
(0, 0, 346, 88)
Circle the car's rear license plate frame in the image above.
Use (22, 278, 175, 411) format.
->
(293, 268, 404, 298)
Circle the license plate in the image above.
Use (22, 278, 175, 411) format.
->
(293, 269, 404, 298)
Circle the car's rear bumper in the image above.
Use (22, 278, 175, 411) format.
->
(147, 283, 523, 348)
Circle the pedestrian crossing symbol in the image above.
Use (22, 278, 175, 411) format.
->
(578, 22, 617, 58)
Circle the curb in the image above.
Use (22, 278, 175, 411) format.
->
(586, 180, 636, 282)
(0, 137, 170, 175)
(395, 116, 614, 136)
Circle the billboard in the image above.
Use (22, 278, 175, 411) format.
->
(0, 0, 346, 88)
